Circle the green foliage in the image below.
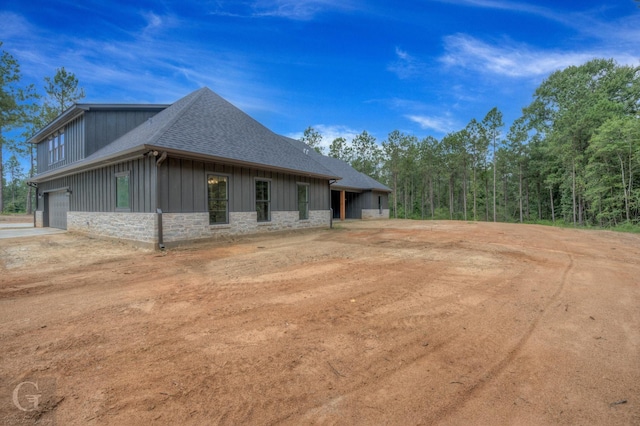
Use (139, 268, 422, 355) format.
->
(1, 45, 85, 213)
(300, 126, 324, 154)
(1, 41, 38, 212)
(311, 57, 640, 233)
(328, 136, 351, 160)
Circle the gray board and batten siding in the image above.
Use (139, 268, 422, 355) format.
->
(36, 156, 157, 214)
(36, 155, 329, 215)
(159, 157, 329, 213)
(35, 107, 166, 175)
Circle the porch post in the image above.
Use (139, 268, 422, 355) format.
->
(340, 190, 346, 221)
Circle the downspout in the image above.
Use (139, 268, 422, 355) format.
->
(155, 151, 167, 249)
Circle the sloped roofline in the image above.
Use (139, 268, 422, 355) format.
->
(29, 145, 341, 183)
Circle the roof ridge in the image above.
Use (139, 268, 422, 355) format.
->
(143, 87, 208, 147)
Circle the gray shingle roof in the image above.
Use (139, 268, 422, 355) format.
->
(285, 137, 391, 192)
(79, 87, 339, 178)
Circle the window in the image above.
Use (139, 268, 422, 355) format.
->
(255, 180, 271, 222)
(378, 195, 382, 213)
(115, 172, 130, 211)
(59, 132, 65, 161)
(47, 132, 65, 164)
(207, 175, 228, 224)
(53, 136, 59, 163)
(298, 184, 309, 220)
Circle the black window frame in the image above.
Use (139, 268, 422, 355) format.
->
(297, 183, 309, 220)
(207, 174, 229, 225)
(255, 179, 271, 222)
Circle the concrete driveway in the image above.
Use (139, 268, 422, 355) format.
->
(0, 222, 66, 239)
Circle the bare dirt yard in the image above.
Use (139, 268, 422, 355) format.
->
(1, 220, 639, 425)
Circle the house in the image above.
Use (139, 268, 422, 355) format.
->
(28, 87, 390, 248)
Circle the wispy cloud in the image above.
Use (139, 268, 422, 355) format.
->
(387, 47, 425, 79)
(406, 114, 458, 134)
(0, 10, 280, 111)
(440, 33, 639, 78)
(433, 0, 573, 26)
(209, 0, 354, 20)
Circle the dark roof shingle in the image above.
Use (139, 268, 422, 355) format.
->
(81, 87, 338, 178)
(285, 137, 391, 192)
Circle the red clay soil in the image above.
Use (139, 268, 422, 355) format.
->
(1, 220, 638, 425)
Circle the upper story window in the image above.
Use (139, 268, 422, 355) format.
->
(48, 132, 65, 164)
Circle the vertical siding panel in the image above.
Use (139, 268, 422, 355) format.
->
(159, 162, 169, 212)
(181, 159, 194, 212)
(168, 158, 182, 212)
(192, 161, 205, 212)
(239, 167, 249, 212)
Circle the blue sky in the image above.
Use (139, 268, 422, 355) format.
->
(1, 0, 639, 155)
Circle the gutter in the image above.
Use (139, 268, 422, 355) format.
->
(29, 146, 342, 184)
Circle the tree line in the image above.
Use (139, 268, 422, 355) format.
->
(1, 41, 85, 214)
(302, 58, 640, 228)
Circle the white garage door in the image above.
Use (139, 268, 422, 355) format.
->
(48, 190, 69, 229)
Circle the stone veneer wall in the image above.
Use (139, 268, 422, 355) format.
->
(361, 208, 390, 220)
(67, 212, 158, 245)
(35, 211, 44, 228)
(162, 210, 331, 243)
(66, 210, 330, 247)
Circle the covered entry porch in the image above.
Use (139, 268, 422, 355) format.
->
(331, 189, 363, 220)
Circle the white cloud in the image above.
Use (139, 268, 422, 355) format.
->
(0, 11, 281, 111)
(440, 33, 639, 78)
(387, 46, 424, 79)
(406, 114, 457, 134)
(0, 12, 34, 39)
(209, 0, 354, 20)
(143, 11, 163, 30)
(433, 0, 572, 26)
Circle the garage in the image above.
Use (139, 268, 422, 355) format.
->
(48, 190, 69, 229)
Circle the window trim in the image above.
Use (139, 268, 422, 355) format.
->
(207, 173, 230, 225)
(115, 171, 131, 212)
(47, 131, 65, 165)
(297, 182, 310, 221)
(58, 132, 65, 162)
(255, 178, 272, 223)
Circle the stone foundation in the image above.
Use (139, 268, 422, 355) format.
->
(35, 211, 44, 228)
(67, 212, 158, 246)
(67, 210, 331, 248)
(162, 210, 331, 243)
(362, 208, 390, 220)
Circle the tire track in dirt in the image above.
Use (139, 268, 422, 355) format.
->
(428, 247, 575, 424)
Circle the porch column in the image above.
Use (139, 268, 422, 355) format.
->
(340, 190, 346, 221)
